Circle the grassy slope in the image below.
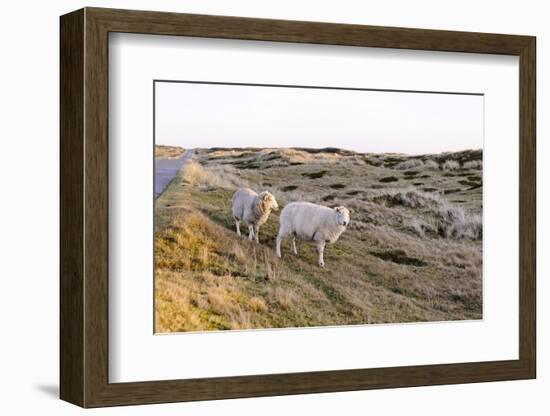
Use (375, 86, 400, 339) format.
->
(155, 148, 482, 332)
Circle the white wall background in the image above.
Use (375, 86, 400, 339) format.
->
(0, 0, 545, 414)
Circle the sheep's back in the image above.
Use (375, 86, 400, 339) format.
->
(281, 202, 334, 237)
(232, 188, 257, 218)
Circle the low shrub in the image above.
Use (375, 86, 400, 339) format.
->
(302, 170, 328, 179)
(394, 159, 424, 170)
(367, 188, 482, 240)
(281, 185, 298, 192)
(442, 160, 460, 171)
(369, 188, 441, 209)
(463, 160, 483, 170)
(423, 159, 440, 170)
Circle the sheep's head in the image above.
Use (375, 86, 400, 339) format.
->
(334, 206, 351, 227)
(260, 191, 279, 211)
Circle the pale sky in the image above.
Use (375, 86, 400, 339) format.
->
(155, 81, 483, 155)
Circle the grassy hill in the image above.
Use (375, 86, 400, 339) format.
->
(154, 147, 482, 333)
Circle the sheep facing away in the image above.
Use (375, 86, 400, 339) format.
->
(232, 188, 279, 243)
(276, 202, 351, 267)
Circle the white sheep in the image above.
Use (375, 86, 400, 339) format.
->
(276, 202, 351, 267)
(232, 188, 279, 243)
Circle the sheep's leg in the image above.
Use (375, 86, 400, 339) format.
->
(248, 225, 255, 241)
(316, 241, 326, 268)
(291, 237, 298, 255)
(276, 232, 286, 258)
(254, 226, 260, 244)
(234, 218, 241, 236)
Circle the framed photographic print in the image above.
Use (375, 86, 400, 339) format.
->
(60, 7, 536, 408)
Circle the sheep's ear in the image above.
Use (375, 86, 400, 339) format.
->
(334, 206, 342, 212)
(348, 208, 353, 214)
(262, 192, 270, 200)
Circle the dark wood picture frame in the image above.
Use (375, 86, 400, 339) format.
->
(60, 7, 536, 408)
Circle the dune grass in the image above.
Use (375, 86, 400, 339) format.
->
(155, 145, 185, 159)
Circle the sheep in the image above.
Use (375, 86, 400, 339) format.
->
(276, 202, 351, 267)
(232, 188, 279, 243)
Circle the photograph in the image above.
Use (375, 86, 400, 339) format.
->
(153, 80, 484, 333)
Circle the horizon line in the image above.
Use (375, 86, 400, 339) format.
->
(155, 144, 483, 157)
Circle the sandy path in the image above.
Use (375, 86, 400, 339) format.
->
(155, 149, 195, 197)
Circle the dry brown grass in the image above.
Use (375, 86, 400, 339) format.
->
(155, 147, 483, 332)
(394, 159, 424, 170)
(181, 160, 246, 190)
(463, 160, 483, 170)
(155, 144, 185, 159)
(442, 160, 460, 170)
(154, 209, 357, 331)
